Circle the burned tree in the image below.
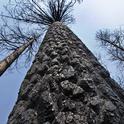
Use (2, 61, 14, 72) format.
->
(8, 22, 124, 124)
(0, 0, 124, 124)
(96, 29, 124, 66)
(96, 29, 124, 87)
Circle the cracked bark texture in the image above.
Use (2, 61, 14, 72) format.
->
(8, 22, 124, 124)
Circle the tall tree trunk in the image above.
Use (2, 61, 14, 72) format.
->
(7, 22, 124, 124)
(0, 38, 34, 76)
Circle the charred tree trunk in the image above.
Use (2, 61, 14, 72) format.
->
(8, 22, 124, 124)
(0, 38, 34, 76)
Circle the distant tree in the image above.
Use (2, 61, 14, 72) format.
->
(96, 29, 124, 66)
(0, 36, 37, 76)
(0, 0, 82, 76)
(96, 28, 124, 87)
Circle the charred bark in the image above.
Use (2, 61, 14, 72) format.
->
(8, 22, 124, 124)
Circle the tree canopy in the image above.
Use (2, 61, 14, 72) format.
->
(0, 0, 83, 74)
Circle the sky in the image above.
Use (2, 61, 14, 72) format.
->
(0, 0, 124, 124)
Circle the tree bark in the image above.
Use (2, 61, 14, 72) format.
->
(0, 38, 34, 76)
(7, 22, 124, 124)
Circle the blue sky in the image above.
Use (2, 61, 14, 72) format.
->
(0, 0, 124, 124)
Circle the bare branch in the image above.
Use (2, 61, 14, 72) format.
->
(1, 0, 76, 26)
(96, 29, 124, 67)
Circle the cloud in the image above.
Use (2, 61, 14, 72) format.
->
(74, 0, 124, 28)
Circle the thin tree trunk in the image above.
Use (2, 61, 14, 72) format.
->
(0, 38, 34, 76)
(7, 22, 124, 124)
